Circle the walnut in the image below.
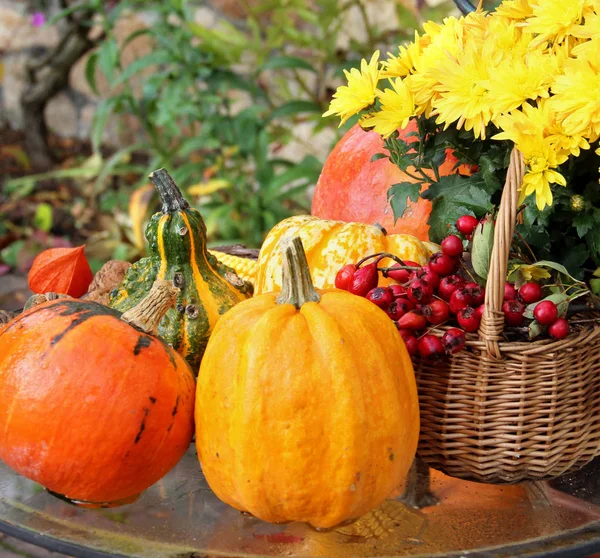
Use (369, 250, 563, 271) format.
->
(84, 260, 132, 306)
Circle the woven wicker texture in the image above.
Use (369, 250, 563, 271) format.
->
(415, 148, 600, 483)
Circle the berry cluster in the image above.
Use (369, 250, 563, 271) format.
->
(334, 214, 571, 360)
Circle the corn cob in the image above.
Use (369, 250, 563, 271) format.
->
(209, 250, 258, 284)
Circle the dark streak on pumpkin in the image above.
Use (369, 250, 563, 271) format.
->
(133, 335, 153, 355)
(149, 396, 157, 404)
(134, 408, 151, 444)
(172, 395, 180, 417)
(49, 302, 121, 346)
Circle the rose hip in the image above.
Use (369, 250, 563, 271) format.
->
(418, 335, 445, 360)
(548, 317, 569, 340)
(519, 282, 543, 304)
(504, 282, 518, 301)
(457, 306, 481, 333)
(397, 311, 427, 330)
(387, 299, 413, 321)
(464, 282, 485, 306)
(335, 264, 357, 290)
(533, 300, 559, 325)
(423, 299, 450, 325)
(439, 275, 465, 301)
(366, 287, 394, 309)
(503, 300, 526, 326)
(428, 252, 458, 277)
(404, 336, 419, 356)
(348, 262, 378, 297)
(385, 261, 419, 283)
(456, 215, 479, 236)
(388, 284, 407, 298)
(407, 280, 433, 304)
(449, 288, 471, 314)
(442, 328, 466, 354)
(474, 304, 485, 319)
(441, 235, 463, 258)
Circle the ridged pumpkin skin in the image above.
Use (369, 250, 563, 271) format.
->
(0, 298, 195, 505)
(110, 170, 252, 372)
(311, 122, 473, 241)
(196, 240, 420, 528)
(254, 215, 431, 294)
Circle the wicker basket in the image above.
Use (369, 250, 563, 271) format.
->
(415, 148, 600, 483)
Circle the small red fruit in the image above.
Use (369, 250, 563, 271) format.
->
(385, 261, 419, 283)
(442, 328, 466, 354)
(404, 336, 419, 356)
(423, 299, 450, 325)
(533, 300, 559, 325)
(366, 287, 394, 309)
(456, 215, 479, 236)
(348, 262, 378, 297)
(411, 267, 440, 290)
(396, 328, 415, 342)
(439, 275, 465, 301)
(474, 304, 485, 319)
(418, 335, 445, 360)
(449, 288, 470, 314)
(457, 306, 481, 333)
(519, 282, 543, 304)
(397, 311, 428, 331)
(407, 280, 433, 305)
(504, 282, 518, 301)
(429, 252, 458, 277)
(502, 300, 526, 326)
(334, 264, 357, 290)
(464, 282, 485, 306)
(388, 284, 407, 298)
(386, 299, 413, 321)
(548, 317, 569, 340)
(441, 235, 463, 258)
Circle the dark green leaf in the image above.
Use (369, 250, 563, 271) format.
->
(260, 55, 316, 72)
(98, 38, 120, 86)
(388, 182, 421, 221)
(573, 213, 594, 238)
(114, 51, 171, 85)
(85, 52, 99, 96)
(268, 100, 322, 120)
(371, 153, 387, 162)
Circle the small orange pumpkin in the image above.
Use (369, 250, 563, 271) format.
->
(196, 237, 420, 528)
(0, 280, 195, 506)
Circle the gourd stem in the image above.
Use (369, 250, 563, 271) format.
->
(150, 168, 190, 213)
(276, 237, 320, 309)
(122, 279, 179, 335)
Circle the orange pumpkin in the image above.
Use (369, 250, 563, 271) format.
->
(0, 280, 195, 506)
(311, 122, 473, 242)
(196, 237, 420, 529)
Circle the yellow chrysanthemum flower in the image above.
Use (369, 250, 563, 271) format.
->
(550, 38, 600, 140)
(360, 78, 416, 138)
(517, 265, 552, 282)
(522, 0, 592, 48)
(494, 0, 534, 20)
(381, 31, 428, 78)
(322, 51, 381, 125)
(516, 134, 567, 210)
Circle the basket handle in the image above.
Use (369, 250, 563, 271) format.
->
(479, 148, 525, 358)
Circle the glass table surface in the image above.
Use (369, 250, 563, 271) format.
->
(2, 447, 600, 558)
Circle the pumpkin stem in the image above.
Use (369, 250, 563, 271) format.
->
(150, 168, 190, 213)
(122, 279, 179, 335)
(276, 237, 320, 309)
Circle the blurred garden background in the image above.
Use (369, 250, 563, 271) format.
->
(0, 0, 500, 311)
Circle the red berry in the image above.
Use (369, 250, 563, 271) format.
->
(396, 327, 415, 342)
(348, 262, 378, 297)
(457, 306, 481, 333)
(502, 300, 526, 326)
(456, 215, 479, 236)
(428, 252, 458, 277)
(386, 299, 413, 321)
(397, 311, 428, 331)
(449, 288, 470, 314)
(474, 304, 485, 319)
(385, 261, 419, 283)
(464, 282, 485, 306)
(418, 335, 445, 360)
(407, 280, 433, 305)
(533, 300, 559, 325)
(519, 282, 543, 304)
(423, 299, 450, 325)
(388, 284, 407, 299)
(335, 264, 357, 290)
(442, 328, 466, 354)
(366, 287, 394, 309)
(504, 282, 518, 301)
(548, 317, 569, 340)
(411, 267, 440, 290)
(438, 275, 465, 302)
(441, 235, 463, 258)
(404, 336, 419, 356)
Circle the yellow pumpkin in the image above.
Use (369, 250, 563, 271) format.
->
(254, 215, 431, 294)
(195, 237, 420, 529)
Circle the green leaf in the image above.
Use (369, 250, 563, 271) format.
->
(33, 203, 53, 232)
(85, 52, 99, 96)
(260, 55, 316, 72)
(98, 38, 120, 86)
(523, 293, 569, 320)
(532, 260, 585, 285)
(573, 214, 594, 238)
(46, 3, 90, 25)
(114, 51, 171, 85)
(371, 153, 387, 162)
(471, 216, 494, 280)
(388, 182, 421, 221)
(268, 100, 322, 120)
(91, 97, 119, 153)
